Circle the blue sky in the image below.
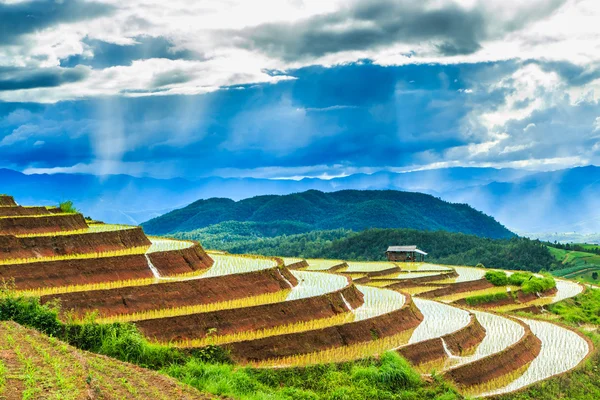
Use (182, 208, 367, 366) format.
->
(1, 0, 599, 179)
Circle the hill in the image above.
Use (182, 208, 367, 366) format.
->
(142, 189, 515, 239)
(174, 226, 555, 272)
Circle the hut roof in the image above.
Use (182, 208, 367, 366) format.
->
(386, 245, 428, 255)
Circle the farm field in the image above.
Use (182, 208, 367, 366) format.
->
(0, 194, 594, 399)
(549, 246, 600, 284)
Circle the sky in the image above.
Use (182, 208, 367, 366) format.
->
(1, 0, 599, 180)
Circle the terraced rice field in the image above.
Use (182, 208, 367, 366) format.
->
(0, 195, 593, 398)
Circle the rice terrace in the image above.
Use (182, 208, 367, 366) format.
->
(0, 193, 595, 399)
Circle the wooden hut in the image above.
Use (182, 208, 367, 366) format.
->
(386, 245, 427, 262)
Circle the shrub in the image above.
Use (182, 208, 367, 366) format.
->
(59, 200, 79, 214)
(485, 270, 508, 286)
(508, 272, 533, 286)
(521, 276, 556, 294)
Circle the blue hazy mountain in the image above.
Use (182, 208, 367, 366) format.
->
(1, 166, 598, 234)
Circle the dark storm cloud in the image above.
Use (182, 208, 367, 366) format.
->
(0, 0, 115, 44)
(232, 0, 567, 60)
(0, 65, 89, 91)
(61, 36, 205, 69)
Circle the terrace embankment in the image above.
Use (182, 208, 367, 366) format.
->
(328, 262, 349, 272)
(443, 318, 542, 388)
(453, 287, 559, 308)
(223, 294, 423, 362)
(136, 284, 364, 342)
(383, 270, 459, 289)
(286, 260, 309, 270)
(0, 206, 60, 217)
(41, 266, 298, 318)
(0, 195, 17, 207)
(0, 227, 150, 261)
(0, 254, 154, 290)
(398, 313, 487, 366)
(419, 279, 494, 299)
(148, 244, 214, 276)
(0, 213, 88, 235)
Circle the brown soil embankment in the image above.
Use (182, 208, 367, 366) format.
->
(398, 312, 487, 366)
(0, 254, 154, 290)
(0, 227, 150, 261)
(148, 244, 214, 276)
(420, 279, 494, 299)
(0, 213, 88, 235)
(0, 196, 16, 207)
(136, 284, 364, 342)
(443, 318, 542, 388)
(223, 294, 424, 362)
(0, 206, 55, 217)
(380, 270, 459, 289)
(285, 260, 309, 270)
(42, 266, 298, 318)
(328, 262, 349, 272)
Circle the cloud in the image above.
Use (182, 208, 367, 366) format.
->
(60, 36, 204, 69)
(0, 0, 114, 44)
(233, 0, 566, 60)
(0, 65, 89, 91)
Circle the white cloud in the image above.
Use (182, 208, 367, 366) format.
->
(1, 0, 599, 102)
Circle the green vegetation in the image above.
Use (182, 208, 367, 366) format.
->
(0, 292, 461, 399)
(547, 245, 600, 284)
(521, 276, 555, 294)
(484, 271, 556, 294)
(465, 292, 511, 306)
(547, 288, 600, 325)
(142, 189, 514, 239)
(485, 271, 509, 286)
(58, 201, 79, 214)
(180, 227, 554, 272)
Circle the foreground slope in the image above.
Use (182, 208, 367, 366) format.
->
(0, 321, 212, 400)
(142, 189, 514, 239)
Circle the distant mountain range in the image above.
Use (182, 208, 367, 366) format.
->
(1, 165, 598, 235)
(141, 189, 514, 239)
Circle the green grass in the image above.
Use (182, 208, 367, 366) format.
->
(464, 291, 512, 306)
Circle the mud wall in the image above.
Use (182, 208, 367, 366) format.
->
(328, 262, 349, 272)
(443, 319, 542, 387)
(136, 284, 364, 342)
(0, 254, 154, 290)
(0, 227, 151, 261)
(382, 270, 459, 288)
(286, 260, 309, 270)
(0, 213, 88, 235)
(420, 279, 494, 299)
(42, 266, 298, 318)
(148, 244, 214, 276)
(398, 313, 487, 366)
(223, 294, 424, 362)
(0, 196, 16, 207)
(0, 206, 54, 217)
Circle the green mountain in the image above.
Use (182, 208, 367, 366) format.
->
(142, 189, 514, 239)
